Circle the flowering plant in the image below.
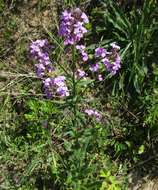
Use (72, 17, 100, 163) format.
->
(30, 8, 121, 123)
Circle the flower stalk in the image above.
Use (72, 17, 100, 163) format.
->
(72, 45, 77, 128)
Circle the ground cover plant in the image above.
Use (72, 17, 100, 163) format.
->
(0, 0, 158, 189)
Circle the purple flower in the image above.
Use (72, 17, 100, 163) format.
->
(35, 63, 45, 77)
(89, 63, 99, 72)
(54, 76, 69, 97)
(43, 76, 69, 98)
(59, 8, 89, 45)
(82, 52, 88, 62)
(61, 10, 73, 21)
(95, 47, 107, 58)
(85, 109, 94, 116)
(84, 109, 102, 121)
(30, 45, 41, 55)
(30, 39, 52, 78)
(43, 78, 54, 98)
(98, 74, 103, 81)
(103, 54, 121, 75)
(110, 55, 121, 75)
(30, 40, 69, 99)
(76, 44, 88, 62)
(38, 53, 51, 66)
(30, 39, 51, 57)
(43, 78, 53, 87)
(47, 65, 55, 73)
(94, 45, 121, 76)
(53, 76, 66, 87)
(35, 64, 54, 78)
(110, 42, 120, 50)
(81, 12, 89, 23)
(35, 39, 48, 47)
(56, 86, 69, 97)
(102, 57, 111, 70)
(76, 45, 85, 51)
(76, 69, 86, 78)
(93, 110, 102, 121)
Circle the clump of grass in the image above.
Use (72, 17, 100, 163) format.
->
(87, 0, 158, 169)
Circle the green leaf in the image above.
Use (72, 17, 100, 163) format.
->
(138, 145, 145, 154)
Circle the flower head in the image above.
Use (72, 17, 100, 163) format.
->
(95, 47, 107, 58)
(30, 39, 52, 78)
(93, 44, 121, 76)
(59, 8, 89, 45)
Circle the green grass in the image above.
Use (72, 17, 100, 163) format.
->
(0, 0, 158, 189)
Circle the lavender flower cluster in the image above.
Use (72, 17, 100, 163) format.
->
(58, 9, 121, 120)
(90, 42, 121, 76)
(59, 8, 89, 45)
(30, 39, 69, 98)
(59, 9, 121, 78)
(29, 8, 122, 122)
(30, 39, 54, 78)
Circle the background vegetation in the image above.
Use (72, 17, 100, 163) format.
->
(0, 0, 158, 189)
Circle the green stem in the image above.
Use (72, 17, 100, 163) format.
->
(72, 45, 77, 128)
